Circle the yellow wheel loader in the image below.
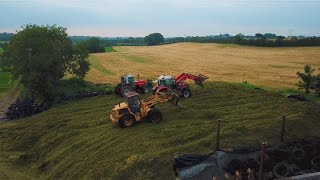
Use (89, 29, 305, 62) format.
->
(110, 88, 181, 128)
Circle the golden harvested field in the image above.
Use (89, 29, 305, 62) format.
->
(86, 42, 320, 88)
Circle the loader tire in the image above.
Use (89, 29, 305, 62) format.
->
(119, 114, 136, 128)
(148, 108, 162, 123)
(142, 85, 149, 94)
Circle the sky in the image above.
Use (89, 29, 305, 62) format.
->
(0, 0, 320, 37)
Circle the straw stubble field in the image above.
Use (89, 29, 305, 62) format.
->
(86, 42, 320, 88)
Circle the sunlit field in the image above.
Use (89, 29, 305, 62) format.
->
(86, 42, 320, 89)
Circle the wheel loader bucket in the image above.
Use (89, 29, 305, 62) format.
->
(170, 94, 180, 106)
(194, 74, 209, 87)
(166, 87, 181, 106)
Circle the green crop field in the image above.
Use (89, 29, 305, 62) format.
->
(104, 46, 117, 52)
(0, 82, 319, 179)
(0, 72, 20, 119)
(0, 72, 16, 98)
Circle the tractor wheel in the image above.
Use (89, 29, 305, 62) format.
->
(148, 108, 162, 123)
(182, 88, 192, 98)
(121, 85, 133, 97)
(119, 114, 136, 128)
(114, 83, 122, 96)
(142, 85, 149, 94)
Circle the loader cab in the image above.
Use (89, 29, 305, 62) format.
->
(158, 75, 174, 88)
(121, 75, 135, 86)
(124, 91, 141, 114)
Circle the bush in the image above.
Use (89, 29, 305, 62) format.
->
(312, 72, 320, 97)
(296, 65, 314, 93)
(296, 65, 320, 96)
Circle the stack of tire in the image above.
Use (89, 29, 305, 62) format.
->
(267, 138, 320, 179)
(5, 99, 42, 120)
(224, 138, 320, 179)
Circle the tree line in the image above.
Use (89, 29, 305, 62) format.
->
(68, 33, 320, 47)
(3, 31, 320, 47)
(166, 34, 320, 47)
(0, 32, 14, 41)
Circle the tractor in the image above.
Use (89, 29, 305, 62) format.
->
(153, 73, 208, 97)
(114, 74, 153, 97)
(110, 88, 181, 128)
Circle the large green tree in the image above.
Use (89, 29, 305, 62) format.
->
(8, 24, 90, 102)
(144, 33, 164, 46)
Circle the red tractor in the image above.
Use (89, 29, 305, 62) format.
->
(153, 73, 208, 97)
(114, 74, 153, 97)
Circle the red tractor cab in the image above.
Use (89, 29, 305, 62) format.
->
(153, 73, 208, 97)
(115, 74, 152, 97)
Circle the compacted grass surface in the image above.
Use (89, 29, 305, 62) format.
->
(0, 82, 319, 179)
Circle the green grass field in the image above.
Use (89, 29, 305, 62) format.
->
(104, 46, 117, 52)
(0, 72, 17, 98)
(0, 82, 319, 179)
(1, 43, 320, 179)
(0, 47, 3, 54)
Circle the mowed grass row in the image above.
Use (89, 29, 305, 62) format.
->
(86, 43, 320, 88)
(0, 82, 319, 179)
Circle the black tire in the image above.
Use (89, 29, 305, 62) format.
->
(121, 85, 133, 97)
(142, 85, 149, 94)
(114, 83, 122, 96)
(119, 114, 136, 128)
(146, 79, 153, 88)
(311, 156, 320, 166)
(273, 161, 290, 178)
(182, 88, 191, 98)
(291, 147, 305, 162)
(148, 108, 162, 123)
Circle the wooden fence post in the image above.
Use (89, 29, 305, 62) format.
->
(259, 143, 265, 180)
(280, 116, 286, 143)
(215, 119, 221, 151)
